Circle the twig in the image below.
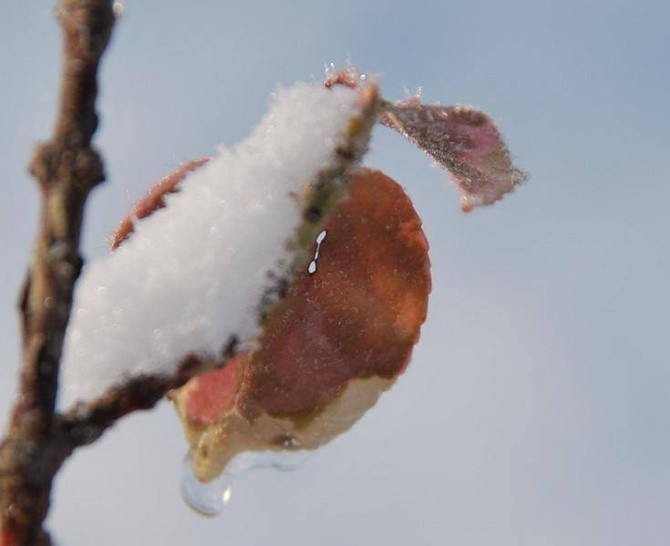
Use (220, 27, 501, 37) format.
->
(0, 6, 233, 542)
(0, 1, 115, 543)
(58, 356, 210, 448)
(0, 2, 248, 541)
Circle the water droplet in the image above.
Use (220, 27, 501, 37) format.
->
(180, 449, 310, 517)
(307, 229, 327, 275)
(181, 457, 232, 517)
(222, 485, 232, 504)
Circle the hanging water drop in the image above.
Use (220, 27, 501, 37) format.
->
(180, 449, 310, 517)
(181, 456, 233, 517)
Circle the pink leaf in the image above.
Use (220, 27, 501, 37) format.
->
(383, 98, 528, 211)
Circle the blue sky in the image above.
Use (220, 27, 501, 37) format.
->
(1, 1, 669, 545)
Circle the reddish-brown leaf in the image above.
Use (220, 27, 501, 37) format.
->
(383, 98, 527, 211)
(112, 156, 430, 481)
(180, 354, 247, 425)
(238, 168, 430, 418)
(324, 68, 527, 212)
(173, 167, 430, 480)
(111, 158, 209, 249)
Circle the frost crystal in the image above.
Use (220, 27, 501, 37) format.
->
(59, 82, 366, 409)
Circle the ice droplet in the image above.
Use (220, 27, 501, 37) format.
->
(307, 229, 327, 275)
(112, 2, 124, 18)
(181, 449, 310, 516)
(181, 459, 232, 517)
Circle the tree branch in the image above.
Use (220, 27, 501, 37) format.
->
(58, 357, 211, 448)
(0, 8, 237, 542)
(0, 1, 115, 543)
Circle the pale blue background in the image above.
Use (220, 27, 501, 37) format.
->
(1, 1, 669, 545)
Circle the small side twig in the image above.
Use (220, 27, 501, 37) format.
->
(58, 357, 210, 448)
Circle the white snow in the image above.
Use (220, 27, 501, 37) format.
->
(59, 82, 361, 410)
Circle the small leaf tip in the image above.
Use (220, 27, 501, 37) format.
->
(382, 98, 528, 211)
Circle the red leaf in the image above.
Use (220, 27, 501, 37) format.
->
(180, 354, 247, 425)
(109, 111, 431, 481)
(239, 168, 430, 418)
(111, 158, 209, 249)
(383, 98, 528, 211)
(173, 167, 431, 480)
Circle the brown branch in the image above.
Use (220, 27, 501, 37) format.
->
(0, 352, 208, 545)
(58, 356, 211, 448)
(0, 6, 231, 542)
(0, 1, 115, 544)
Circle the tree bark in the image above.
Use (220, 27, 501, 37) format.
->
(0, 2, 115, 543)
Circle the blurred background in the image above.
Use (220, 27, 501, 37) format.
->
(1, 1, 669, 544)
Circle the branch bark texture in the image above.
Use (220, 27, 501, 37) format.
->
(0, 2, 115, 543)
(0, 9, 222, 541)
